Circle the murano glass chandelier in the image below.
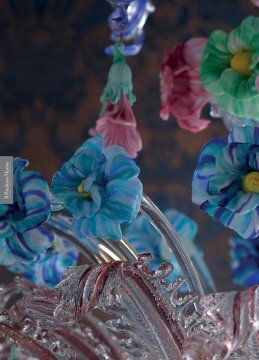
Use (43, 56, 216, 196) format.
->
(0, 1, 259, 359)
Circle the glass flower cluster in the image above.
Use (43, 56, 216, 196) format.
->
(1, 134, 143, 287)
(1, 9, 259, 347)
(160, 16, 259, 132)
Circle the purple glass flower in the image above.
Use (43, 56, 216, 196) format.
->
(192, 126, 259, 239)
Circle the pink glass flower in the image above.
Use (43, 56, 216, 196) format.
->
(89, 94, 142, 158)
(256, 75, 259, 92)
(251, 0, 259, 6)
(160, 38, 211, 133)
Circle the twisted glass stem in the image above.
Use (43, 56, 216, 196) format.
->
(140, 194, 207, 297)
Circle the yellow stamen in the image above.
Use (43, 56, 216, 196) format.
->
(77, 180, 91, 197)
(230, 51, 252, 77)
(242, 172, 259, 193)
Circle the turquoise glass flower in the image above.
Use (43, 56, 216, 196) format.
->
(0, 157, 53, 262)
(230, 235, 259, 287)
(192, 126, 259, 239)
(200, 16, 259, 120)
(7, 235, 78, 288)
(124, 209, 212, 284)
(51, 134, 143, 240)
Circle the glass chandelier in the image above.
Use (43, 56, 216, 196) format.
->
(0, 1, 259, 359)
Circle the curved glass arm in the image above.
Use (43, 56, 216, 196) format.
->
(46, 214, 138, 264)
(140, 194, 207, 297)
(48, 193, 214, 297)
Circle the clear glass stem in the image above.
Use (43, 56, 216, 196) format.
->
(48, 194, 214, 297)
(46, 214, 138, 264)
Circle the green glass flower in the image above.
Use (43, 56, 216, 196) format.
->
(200, 16, 259, 120)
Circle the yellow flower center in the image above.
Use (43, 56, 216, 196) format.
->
(230, 50, 252, 77)
(77, 180, 91, 197)
(242, 172, 259, 193)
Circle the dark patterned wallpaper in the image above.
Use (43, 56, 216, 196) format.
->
(0, 0, 258, 291)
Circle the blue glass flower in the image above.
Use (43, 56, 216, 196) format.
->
(51, 135, 143, 240)
(7, 235, 78, 288)
(0, 158, 53, 262)
(105, 0, 155, 56)
(230, 235, 259, 287)
(192, 126, 259, 239)
(124, 209, 210, 283)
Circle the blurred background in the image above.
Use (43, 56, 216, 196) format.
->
(0, 0, 258, 291)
